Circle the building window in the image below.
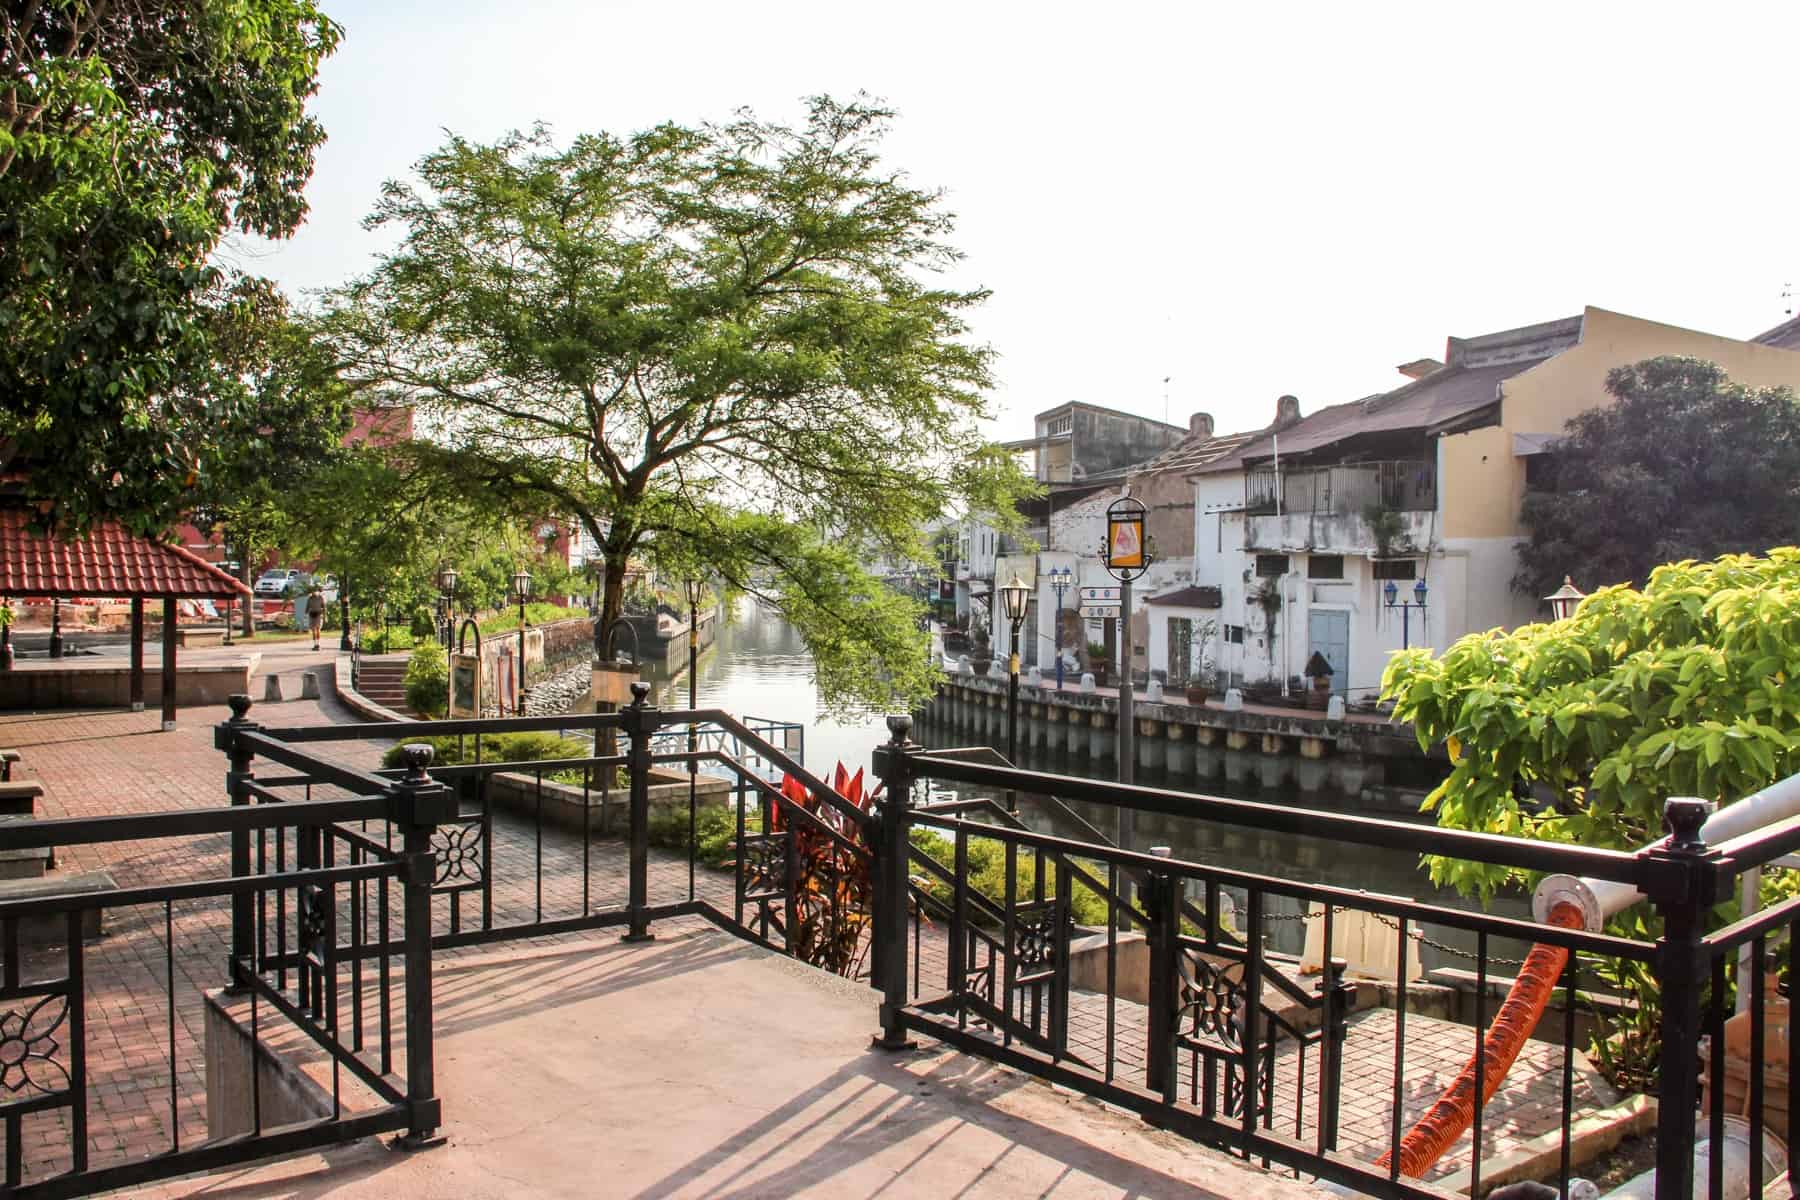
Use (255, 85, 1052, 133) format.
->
(1373, 559, 1418, 580)
(1255, 554, 1289, 578)
(1223, 624, 1245, 645)
(1046, 415, 1072, 437)
(1307, 555, 1344, 580)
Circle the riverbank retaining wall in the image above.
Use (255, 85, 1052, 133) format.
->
(917, 674, 1446, 812)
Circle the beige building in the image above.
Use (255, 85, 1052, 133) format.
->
(1181, 306, 1800, 701)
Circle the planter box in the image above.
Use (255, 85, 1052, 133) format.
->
(481, 766, 731, 837)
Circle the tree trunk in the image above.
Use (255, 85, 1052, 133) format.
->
(237, 555, 256, 637)
(598, 551, 627, 661)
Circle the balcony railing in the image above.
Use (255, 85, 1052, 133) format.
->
(1244, 460, 1437, 517)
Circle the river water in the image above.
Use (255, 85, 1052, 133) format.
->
(573, 597, 1531, 965)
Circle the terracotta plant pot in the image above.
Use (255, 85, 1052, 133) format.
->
(970, 657, 992, 677)
(1185, 686, 1210, 706)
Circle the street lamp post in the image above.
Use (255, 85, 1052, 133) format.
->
(48, 597, 62, 659)
(1383, 577, 1429, 650)
(436, 567, 460, 649)
(1047, 566, 1072, 688)
(511, 569, 532, 716)
(684, 575, 702, 900)
(1000, 573, 1031, 769)
(1544, 575, 1585, 622)
(1100, 496, 1152, 795)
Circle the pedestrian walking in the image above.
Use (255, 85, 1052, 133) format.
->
(305, 587, 326, 650)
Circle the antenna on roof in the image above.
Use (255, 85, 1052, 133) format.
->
(1784, 283, 1793, 318)
(1162, 376, 1172, 425)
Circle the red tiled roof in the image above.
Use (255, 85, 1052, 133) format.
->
(0, 509, 250, 599)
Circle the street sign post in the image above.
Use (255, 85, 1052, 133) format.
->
(1079, 605, 1120, 619)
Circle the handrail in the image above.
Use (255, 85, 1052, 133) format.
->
(908, 810, 1654, 962)
(906, 751, 1651, 886)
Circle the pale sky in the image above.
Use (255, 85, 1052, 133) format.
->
(242, 0, 1800, 443)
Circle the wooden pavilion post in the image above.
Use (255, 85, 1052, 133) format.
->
(129, 598, 145, 711)
(161, 597, 177, 730)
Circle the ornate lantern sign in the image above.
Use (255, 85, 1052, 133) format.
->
(1103, 495, 1151, 579)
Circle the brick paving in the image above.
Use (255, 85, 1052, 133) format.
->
(0, 648, 729, 1186)
(0, 645, 1623, 1192)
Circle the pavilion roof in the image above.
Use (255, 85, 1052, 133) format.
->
(0, 508, 250, 600)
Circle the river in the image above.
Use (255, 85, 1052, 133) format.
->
(572, 597, 1531, 966)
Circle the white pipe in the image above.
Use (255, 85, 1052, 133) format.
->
(1534, 770, 1800, 931)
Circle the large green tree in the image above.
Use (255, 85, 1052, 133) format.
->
(1515, 357, 1800, 598)
(0, 0, 340, 533)
(185, 274, 353, 628)
(321, 97, 1033, 711)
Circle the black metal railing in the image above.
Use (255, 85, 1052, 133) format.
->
(866, 718, 1799, 1200)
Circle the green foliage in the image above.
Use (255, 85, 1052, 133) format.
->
(381, 731, 591, 771)
(1384, 548, 1800, 900)
(409, 606, 438, 639)
(908, 830, 1111, 927)
(401, 644, 449, 719)
(320, 96, 1036, 714)
(476, 604, 590, 635)
(0, 1, 341, 534)
(1517, 358, 1800, 598)
(648, 805, 762, 868)
(1362, 503, 1410, 558)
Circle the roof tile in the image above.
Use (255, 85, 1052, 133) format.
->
(0, 510, 250, 599)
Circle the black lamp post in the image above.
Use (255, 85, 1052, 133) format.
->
(436, 566, 459, 648)
(1047, 566, 1072, 688)
(48, 597, 62, 659)
(1000, 573, 1030, 768)
(511, 568, 531, 715)
(1383, 576, 1429, 650)
(219, 561, 237, 646)
(1100, 495, 1151, 791)
(1544, 575, 1585, 622)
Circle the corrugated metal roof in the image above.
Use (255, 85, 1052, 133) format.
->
(1229, 360, 1543, 464)
(1752, 315, 1800, 350)
(0, 509, 251, 599)
(1145, 585, 1222, 608)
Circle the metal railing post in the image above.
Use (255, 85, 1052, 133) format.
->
(621, 682, 660, 942)
(392, 743, 452, 1145)
(1646, 797, 1719, 1200)
(1318, 958, 1351, 1151)
(871, 715, 918, 1050)
(215, 693, 258, 984)
(1143, 860, 1180, 1102)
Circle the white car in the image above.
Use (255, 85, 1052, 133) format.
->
(253, 568, 303, 598)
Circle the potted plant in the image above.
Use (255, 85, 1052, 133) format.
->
(969, 626, 992, 676)
(1086, 641, 1110, 686)
(1303, 650, 1334, 710)
(1183, 619, 1218, 704)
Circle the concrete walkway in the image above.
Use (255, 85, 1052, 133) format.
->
(147, 930, 1326, 1200)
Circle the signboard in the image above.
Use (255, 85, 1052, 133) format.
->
(1080, 586, 1120, 602)
(1107, 513, 1145, 569)
(449, 653, 481, 718)
(1080, 605, 1121, 619)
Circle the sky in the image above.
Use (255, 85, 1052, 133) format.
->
(242, 0, 1800, 443)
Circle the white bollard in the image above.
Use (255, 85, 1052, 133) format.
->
(1326, 694, 1345, 720)
(262, 674, 284, 703)
(1026, 666, 1042, 687)
(1145, 678, 1164, 703)
(300, 672, 320, 700)
(1079, 672, 1096, 694)
(1223, 688, 1244, 712)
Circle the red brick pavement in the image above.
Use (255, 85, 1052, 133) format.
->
(0, 670, 735, 1186)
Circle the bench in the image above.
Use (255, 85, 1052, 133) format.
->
(174, 627, 229, 648)
(0, 781, 42, 817)
(0, 871, 115, 942)
(0, 749, 17, 781)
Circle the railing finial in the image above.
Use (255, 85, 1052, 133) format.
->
(227, 693, 253, 723)
(629, 681, 651, 708)
(885, 714, 914, 746)
(400, 742, 436, 782)
(1663, 796, 1712, 851)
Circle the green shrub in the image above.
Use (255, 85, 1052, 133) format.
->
(648, 804, 762, 868)
(381, 731, 591, 770)
(410, 605, 437, 638)
(402, 644, 448, 717)
(908, 828, 1111, 926)
(476, 603, 588, 635)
